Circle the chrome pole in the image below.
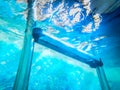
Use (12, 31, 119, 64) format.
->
(96, 66, 110, 90)
(13, 0, 35, 90)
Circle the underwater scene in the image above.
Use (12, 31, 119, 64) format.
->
(0, 0, 120, 90)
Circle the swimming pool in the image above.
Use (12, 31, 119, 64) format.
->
(0, 0, 120, 90)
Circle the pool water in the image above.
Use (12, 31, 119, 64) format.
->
(0, 30, 100, 90)
(0, 0, 120, 90)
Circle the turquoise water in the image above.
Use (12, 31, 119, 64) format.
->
(0, 31, 100, 89)
(0, 0, 120, 90)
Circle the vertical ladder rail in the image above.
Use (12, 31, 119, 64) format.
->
(96, 66, 110, 90)
(13, 0, 35, 90)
